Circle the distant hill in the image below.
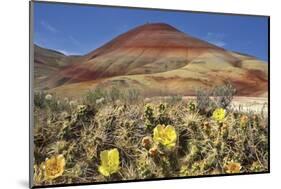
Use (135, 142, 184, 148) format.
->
(33, 44, 81, 89)
(35, 23, 268, 97)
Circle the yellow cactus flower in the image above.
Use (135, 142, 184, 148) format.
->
(44, 154, 66, 180)
(210, 169, 221, 175)
(98, 148, 120, 176)
(240, 115, 249, 128)
(212, 108, 226, 122)
(153, 124, 177, 149)
(250, 161, 263, 172)
(240, 115, 249, 123)
(224, 161, 241, 173)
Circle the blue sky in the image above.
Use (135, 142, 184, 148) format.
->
(33, 2, 269, 61)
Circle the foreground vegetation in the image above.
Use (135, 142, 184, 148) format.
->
(33, 85, 268, 186)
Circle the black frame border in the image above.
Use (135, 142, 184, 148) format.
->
(29, 0, 270, 188)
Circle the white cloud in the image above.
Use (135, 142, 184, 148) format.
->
(205, 32, 227, 47)
(211, 41, 226, 47)
(69, 35, 81, 46)
(41, 21, 59, 33)
(56, 49, 78, 56)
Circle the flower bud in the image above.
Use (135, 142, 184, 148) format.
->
(149, 147, 158, 156)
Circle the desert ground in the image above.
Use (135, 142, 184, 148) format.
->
(141, 96, 268, 113)
(229, 97, 268, 113)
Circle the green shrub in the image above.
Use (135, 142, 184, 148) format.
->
(126, 88, 141, 103)
(108, 86, 123, 102)
(196, 88, 213, 114)
(212, 82, 236, 109)
(166, 95, 182, 104)
(34, 91, 46, 108)
(85, 88, 107, 105)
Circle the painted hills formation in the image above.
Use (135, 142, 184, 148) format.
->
(35, 23, 268, 97)
(34, 44, 81, 89)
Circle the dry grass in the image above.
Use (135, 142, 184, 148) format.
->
(33, 92, 268, 187)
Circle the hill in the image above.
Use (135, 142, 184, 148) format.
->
(36, 23, 268, 97)
(34, 44, 81, 89)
